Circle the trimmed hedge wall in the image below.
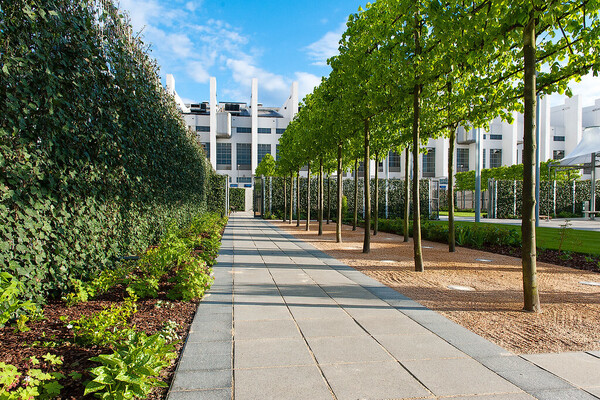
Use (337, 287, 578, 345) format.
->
(0, 0, 215, 301)
(229, 188, 246, 211)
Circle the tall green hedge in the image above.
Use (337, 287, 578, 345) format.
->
(0, 0, 214, 301)
(208, 174, 227, 214)
(229, 188, 245, 211)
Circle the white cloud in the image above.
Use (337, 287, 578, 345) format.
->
(304, 22, 346, 66)
(295, 72, 322, 100)
(227, 58, 288, 94)
(185, 1, 200, 12)
(187, 61, 211, 83)
(550, 73, 600, 107)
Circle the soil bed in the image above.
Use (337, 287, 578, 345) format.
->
(0, 278, 198, 399)
(272, 219, 600, 354)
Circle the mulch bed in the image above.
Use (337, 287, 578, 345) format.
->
(0, 278, 199, 399)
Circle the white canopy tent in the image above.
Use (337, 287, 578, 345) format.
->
(558, 126, 600, 219)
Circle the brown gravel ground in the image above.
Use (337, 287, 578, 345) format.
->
(272, 219, 600, 355)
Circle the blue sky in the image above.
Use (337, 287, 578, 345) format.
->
(118, 0, 365, 107)
(118, 0, 600, 109)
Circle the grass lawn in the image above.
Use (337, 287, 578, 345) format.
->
(438, 211, 487, 217)
(428, 220, 600, 256)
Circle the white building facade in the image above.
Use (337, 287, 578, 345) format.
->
(167, 75, 298, 188)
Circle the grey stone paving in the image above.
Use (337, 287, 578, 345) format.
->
(167, 212, 599, 400)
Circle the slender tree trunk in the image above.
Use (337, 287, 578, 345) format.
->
(318, 158, 324, 235)
(306, 161, 311, 231)
(447, 84, 456, 252)
(374, 151, 379, 235)
(522, 12, 541, 312)
(413, 13, 424, 272)
(353, 159, 358, 231)
(337, 143, 343, 243)
(289, 173, 293, 224)
(363, 119, 371, 253)
(327, 170, 331, 224)
(296, 168, 300, 227)
(404, 147, 410, 242)
(283, 178, 287, 222)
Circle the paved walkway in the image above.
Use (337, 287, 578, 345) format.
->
(167, 213, 600, 400)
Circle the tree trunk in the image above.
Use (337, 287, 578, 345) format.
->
(306, 161, 311, 231)
(353, 159, 358, 231)
(283, 178, 287, 222)
(296, 168, 300, 227)
(327, 171, 331, 224)
(404, 147, 410, 242)
(289, 173, 293, 224)
(363, 119, 371, 253)
(318, 158, 324, 235)
(522, 12, 541, 312)
(374, 150, 379, 235)
(337, 143, 343, 243)
(412, 13, 424, 272)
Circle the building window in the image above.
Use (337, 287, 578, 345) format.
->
(201, 142, 210, 159)
(276, 128, 285, 134)
(490, 149, 502, 169)
(553, 136, 565, 142)
(257, 143, 271, 165)
(196, 125, 210, 132)
(553, 150, 565, 160)
(236, 143, 251, 170)
(276, 144, 280, 161)
(378, 160, 384, 172)
(357, 162, 364, 174)
(237, 177, 252, 183)
(456, 148, 469, 172)
(388, 151, 401, 172)
(258, 128, 271, 134)
(237, 127, 251, 134)
(422, 148, 435, 177)
(216, 143, 231, 170)
(489, 134, 502, 140)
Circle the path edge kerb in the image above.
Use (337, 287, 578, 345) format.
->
(266, 220, 597, 400)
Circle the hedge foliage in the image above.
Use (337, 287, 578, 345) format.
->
(229, 188, 245, 211)
(0, 0, 216, 302)
(262, 176, 432, 219)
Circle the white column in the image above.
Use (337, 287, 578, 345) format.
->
(209, 77, 217, 169)
(565, 95, 582, 156)
(251, 78, 258, 175)
(539, 95, 551, 162)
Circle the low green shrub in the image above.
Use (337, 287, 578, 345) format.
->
(0, 354, 64, 400)
(69, 296, 137, 348)
(168, 258, 213, 301)
(85, 332, 176, 400)
(0, 272, 39, 329)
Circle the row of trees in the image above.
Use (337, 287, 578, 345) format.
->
(272, 0, 600, 312)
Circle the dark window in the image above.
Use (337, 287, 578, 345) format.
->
(553, 136, 565, 142)
(423, 148, 435, 177)
(237, 176, 252, 183)
(216, 143, 231, 170)
(553, 150, 565, 160)
(257, 144, 271, 165)
(388, 151, 401, 172)
(258, 128, 271, 134)
(196, 125, 210, 132)
(276, 128, 285, 134)
(490, 149, 502, 168)
(378, 160, 384, 172)
(483, 149, 486, 169)
(490, 134, 502, 140)
(225, 103, 240, 111)
(456, 148, 469, 172)
(276, 144, 280, 161)
(201, 142, 210, 159)
(236, 143, 251, 170)
(237, 127, 251, 134)
(483, 134, 487, 140)
(357, 162, 364, 174)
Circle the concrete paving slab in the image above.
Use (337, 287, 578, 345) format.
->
(234, 337, 314, 368)
(587, 351, 600, 358)
(306, 336, 394, 364)
(356, 315, 431, 335)
(167, 388, 231, 400)
(177, 341, 231, 371)
(320, 361, 431, 400)
(529, 388, 600, 400)
(234, 319, 300, 340)
(376, 332, 468, 360)
(295, 317, 368, 338)
(288, 304, 350, 320)
(402, 357, 521, 397)
(170, 369, 231, 392)
(585, 387, 600, 397)
(233, 304, 292, 321)
(446, 394, 534, 400)
(234, 365, 332, 400)
(522, 352, 600, 389)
